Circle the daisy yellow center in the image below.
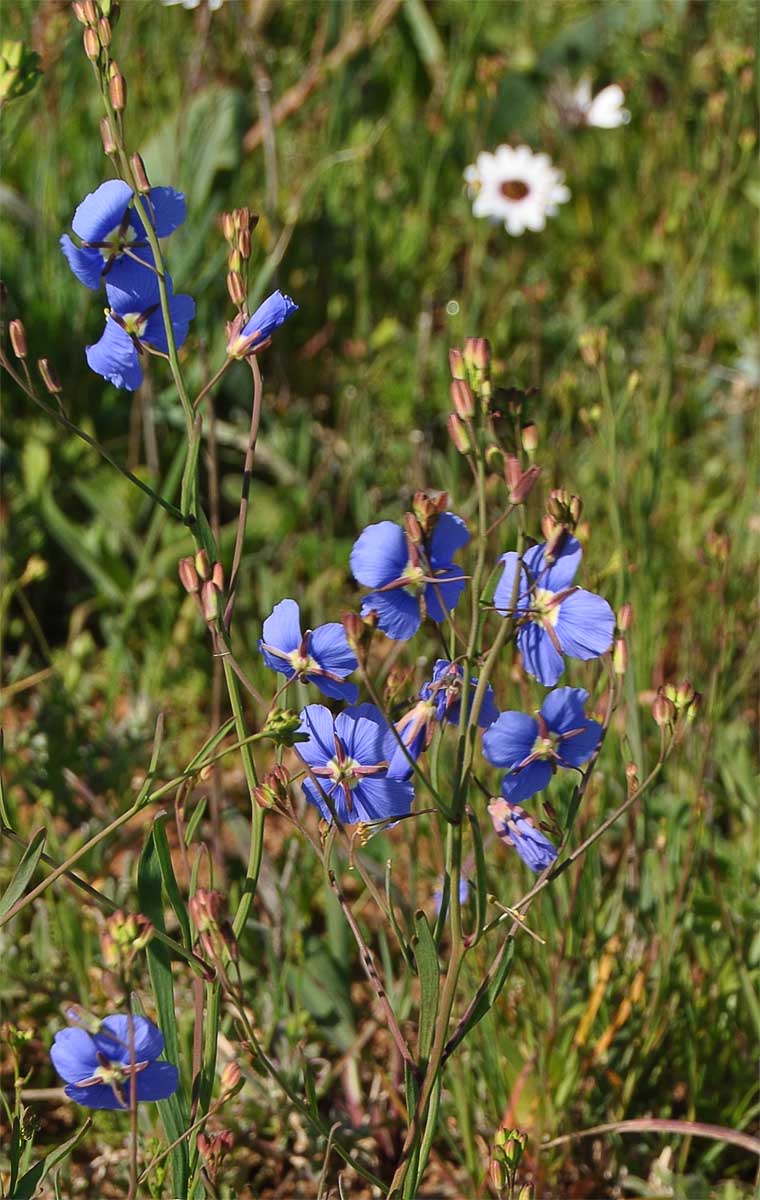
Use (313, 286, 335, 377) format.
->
(326, 755, 360, 788)
(99, 222, 137, 263)
(402, 563, 426, 593)
(500, 179, 530, 201)
(531, 587, 560, 625)
(122, 311, 148, 338)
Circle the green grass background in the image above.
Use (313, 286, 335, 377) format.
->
(1, 1, 758, 1197)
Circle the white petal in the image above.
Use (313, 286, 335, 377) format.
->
(587, 85, 630, 128)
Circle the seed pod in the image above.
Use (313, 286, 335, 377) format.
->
(651, 691, 675, 727)
(100, 116, 116, 155)
(109, 69, 126, 112)
(38, 358, 62, 394)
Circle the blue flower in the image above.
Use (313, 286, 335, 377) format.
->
(488, 799, 558, 872)
(50, 1014, 179, 1110)
(227, 290, 298, 358)
(493, 536, 614, 686)
(419, 659, 499, 728)
(61, 180, 186, 292)
(482, 686, 602, 804)
(296, 703, 414, 824)
(86, 273, 195, 390)
(259, 599, 358, 702)
(350, 513, 470, 641)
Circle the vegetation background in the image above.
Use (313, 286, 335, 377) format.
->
(1, 0, 758, 1197)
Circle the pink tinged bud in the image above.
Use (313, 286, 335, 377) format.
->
(463, 336, 490, 371)
(341, 611, 364, 651)
(201, 580, 220, 623)
(226, 271, 247, 307)
(98, 16, 112, 45)
(652, 691, 675, 727)
(178, 556, 200, 594)
(504, 456, 540, 504)
(450, 378, 474, 419)
(625, 761, 639, 796)
(130, 152, 150, 193)
(520, 423, 539, 454)
(228, 249, 242, 274)
(449, 347, 465, 380)
(617, 602, 633, 632)
(109, 70, 126, 111)
(220, 1061, 242, 1096)
(189, 888, 224, 933)
(194, 549, 211, 580)
(221, 211, 236, 243)
(73, 1, 90, 24)
(100, 116, 116, 155)
(9, 319, 27, 359)
(38, 358, 62, 394)
(211, 561, 224, 591)
(447, 412, 470, 454)
(83, 0, 99, 23)
(237, 228, 251, 259)
(613, 637, 628, 676)
(83, 27, 100, 59)
(578, 326, 608, 367)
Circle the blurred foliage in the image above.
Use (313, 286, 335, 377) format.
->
(1, 0, 758, 1196)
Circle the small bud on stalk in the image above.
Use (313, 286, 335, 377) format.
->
(450, 378, 474, 419)
(341, 610, 376, 666)
(97, 16, 112, 46)
(109, 67, 126, 112)
(38, 358, 62, 394)
(100, 116, 116, 156)
(201, 579, 222, 623)
(504, 455, 540, 504)
(253, 765, 291, 810)
(237, 228, 251, 260)
(130, 152, 150, 193)
(520, 423, 539, 455)
(219, 1062, 242, 1096)
(221, 211, 236, 244)
(227, 271, 247, 308)
(83, 27, 100, 60)
(9, 319, 27, 359)
(194, 549, 211, 581)
(100, 910, 154, 977)
(626, 761, 639, 796)
(262, 707, 305, 747)
(447, 412, 471, 454)
(72, 1, 91, 24)
(578, 326, 608, 367)
(652, 690, 675, 727)
(448, 347, 465, 380)
(463, 336, 490, 372)
(613, 637, 628, 676)
(617, 602, 633, 632)
(178, 556, 200, 595)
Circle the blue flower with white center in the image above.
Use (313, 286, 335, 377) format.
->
(350, 512, 470, 641)
(259, 599, 358, 703)
(488, 798, 558, 872)
(493, 536, 614, 687)
(50, 1014, 178, 1110)
(86, 273, 195, 391)
(419, 659, 499, 728)
(296, 703, 414, 825)
(60, 180, 186, 292)
(227, 290, 298, 358)
(482, 686, 602, 804)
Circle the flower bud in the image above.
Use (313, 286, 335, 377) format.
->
(220, 1061, 242, 1096)
(100, 116, 116, 156)
(227, 248, 242, 274)
(130, 152, 150, 194)
(9, 319, 27, 359)
(448, 347, 465, 380)
(237, 228, 251, 259)
(504, 456, 540, 505)
(578, 326, 608, 367)
(37, 358, 62, 394)
(201, 580, 220, 623)
(450, 378, 474, 419)
(233, 207, 250, 232)
(625, 761, 639, 796)
(447, 412, 470, 454)
(84, 0, 99, 22)
(253, 764, 291, 810)
(109, 69, 126, 111)
(617, 602, 633, 632)
(263, 707, 305, 747)
(98, 16, 112, 46)
(227, 271, 246, 308)
(463, 336, 490, 372)
(211, 561, 224, 591)
(520, 423, 538, 454)
(194, 549, 211, 580)
(178, 556, 200, 595)
(83, 27, 100, 59)
(221, 211, 236, 243)
(652, 691, 675, 727)
(100, 910, 154, 975)
(613, 637, 628, 676)
(189, 888, 224, 934)
(72, 1, 91, 24)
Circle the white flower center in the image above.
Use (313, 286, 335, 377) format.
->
(326, 755, 360, 788)
(402, 563, 426, 593)
(99, 222, 137, 263)
(121, 311, 148, 338)
(531, 587, 560, 625)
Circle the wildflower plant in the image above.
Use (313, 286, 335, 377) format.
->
(0, 5, 704, 1199)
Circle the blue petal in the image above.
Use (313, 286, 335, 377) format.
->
(555, 590, 615, 661)
(71, 179, 133, 243)
(482, 712, 537, 768)
(60, 235, 104, 290)
(103, 247, 158, 295)
(508, 815, 558, 871)
(105, 269, 161, 314)
(557, 719, 603, 768)
(51, 1028, 99, 1084)
(360, 590, 420, 641)
(95, 1015, 164, 1065)
(501, 760, 553, 804)
(424, 566, 466, 623)
(336, 704, 388, 765)
(131, 187, 186, 238)
(350, 521, 408, 588)
(539, 687, 590, 735)
(64, 1082, 129, 1109)
(353, 777, 414, 822)
(526, 536, 583, 592)
(307, 674, 359, 703)
(517, 623, 564, 686)
(302, 777, 342, 822)
(86, 318, 143, 391)
(143, 293, 195, 353)
(429, 512, 470, 565)
(477, 687, 500, 729)
(296, 704, 335, 768)
(309, 623, 357, 677)
(261, 599, 302, 656)
(241, 290, 298, 344)
(134, 1061, 179, 1102)
(493, 552, 531, 615)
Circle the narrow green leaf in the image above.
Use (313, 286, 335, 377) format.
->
(13, 1119, 91, 1200)
(467, 808, 488, 943)
(0, 827, 46, 917)
(185, 717, 237, 772)
(152, 814, 192, 950)
(138, 826, 190, 1197)
(412, 910, 439, 1063)
(457, 942, 516, 1042)
(184, 796, 207, 848)
(303, 1059, 319, 1118)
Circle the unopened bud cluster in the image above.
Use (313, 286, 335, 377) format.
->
(222, 207, 258, 310)
(178, 552, 224, 623)
(189, 889, 238, 965)
(262, 707, 305, 747)
(100, 910, 153, 977)
(253, 764, 291, 810)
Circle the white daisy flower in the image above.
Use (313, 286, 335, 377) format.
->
(159, 0, 224, 11)
(554, 76, 630, 129)
(463, 145, 570, 237)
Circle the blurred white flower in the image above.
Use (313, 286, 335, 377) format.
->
(159, 0, 224, 10)
(463, 145, 570, 236)
(555, 76, 630, 128)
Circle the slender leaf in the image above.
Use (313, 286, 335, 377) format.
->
(0, 827, 46, 917)
(13, 1119, 91, 1200)
(152, 813, 192, 949)
(412, 909, 439, 1063)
